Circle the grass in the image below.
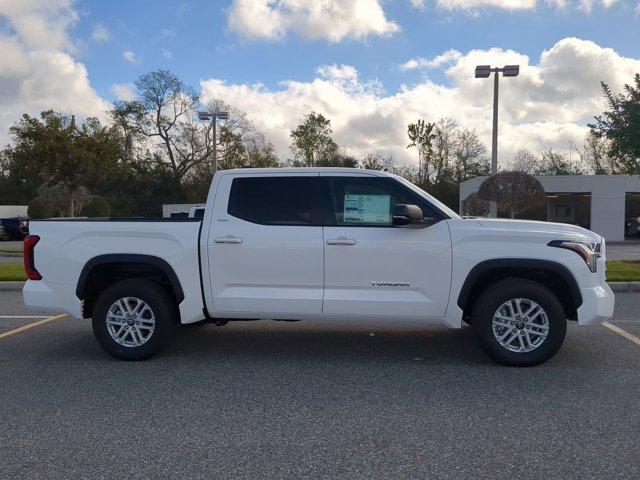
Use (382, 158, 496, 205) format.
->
(0, 247, 22, 254)
(1, 260, 640, 283)
(0, 263, 26, 281)
(606, 260, 640, 282)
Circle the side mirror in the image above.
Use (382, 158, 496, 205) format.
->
(393, 204, 436, 228)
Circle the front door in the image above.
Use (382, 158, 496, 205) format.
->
(208, 174, 324, 316)
(321, 175, 452, 319)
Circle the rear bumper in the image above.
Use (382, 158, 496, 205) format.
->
(23, 280, 82, 319)
(577, 282, 615, 325)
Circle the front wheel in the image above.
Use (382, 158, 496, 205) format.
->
(471, 279, 567, 367)
(92, 279, 177, 360)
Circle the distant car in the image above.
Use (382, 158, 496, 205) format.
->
(0, 225, 9, 241)
(625, 217, 639, 237)
(0, 217, 28, 240)
(188, 206, 205, 219)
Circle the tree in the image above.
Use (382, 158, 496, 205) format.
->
(27, 197, 52, 219)
(37, 183, 71, 217)
(461, 192, 489, 217)
(290, 112, 339, 167)
(511, 149, 538, 174)
(204, 99, 280, 170)
(590, 73, 640, 173)
(407, 119, 436, 184)
(536, 146, 585, 175)
(111, 70, 213, 181)
(1, 111, 127, 215)
(452, 126, 489, 184)
(360, 152, 395, 171)
(580, 130, 617, 175)
(81, 196, 111, 217)
(478, 171, 545, 219)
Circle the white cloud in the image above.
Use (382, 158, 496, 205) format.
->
(414, 0, 618, 11)
(161, 48, 173, 59)
(434, 0, 536, 9)
(227, 0, 400, 42)
(0, 0, 79, 51)
(160, 28, 175, 37)
(110, 83, 136, 101)
(400, 50, 463, 71)
(91, 23, 110, 42)
(201, 38, 640, 168)
(0, 0, 108, 146)
(122, 50, 137, 64)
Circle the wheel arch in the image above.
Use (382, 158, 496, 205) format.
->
(457, 258, 583, 322)
(76, 254, 184, 319)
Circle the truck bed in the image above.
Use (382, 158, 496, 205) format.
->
(24, 219, 205, 324)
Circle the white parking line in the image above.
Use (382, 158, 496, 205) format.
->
(603, 322, 640, 348)
(0, 315, 49, 319)
(0, 314, 66, 340)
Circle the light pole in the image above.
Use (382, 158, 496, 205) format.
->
(474, 64, 519, 217)
(198, 110, 229, 174)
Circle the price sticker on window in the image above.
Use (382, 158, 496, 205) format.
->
(343, 194, 391, 224)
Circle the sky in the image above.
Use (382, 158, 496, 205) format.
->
(0, 0, 639, 166)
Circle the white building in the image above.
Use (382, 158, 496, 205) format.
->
(0, 205, 28, 218)
(460, 175, 640, 242)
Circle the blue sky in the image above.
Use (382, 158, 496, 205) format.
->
(0, 0, 639, 164)
(75, 0, 639, 98)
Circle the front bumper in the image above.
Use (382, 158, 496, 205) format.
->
(577, 282, 615, 325)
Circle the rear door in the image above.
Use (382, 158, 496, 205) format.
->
(207, 173, 324, 316)
(321, 175, 452, 319)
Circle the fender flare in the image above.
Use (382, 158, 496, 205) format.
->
(457, 258, 583, 310)
(75, 254, 184, 303)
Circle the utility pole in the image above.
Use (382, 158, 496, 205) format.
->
(474, 64, 520, 217)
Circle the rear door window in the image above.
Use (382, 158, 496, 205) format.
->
(227, 176, 319, 226)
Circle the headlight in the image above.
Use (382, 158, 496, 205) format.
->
(548, 240, 601, 273)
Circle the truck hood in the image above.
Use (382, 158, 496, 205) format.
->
(476, 218, 602, 244)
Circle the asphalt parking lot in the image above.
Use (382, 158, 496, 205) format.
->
(1, 290, 639, 480)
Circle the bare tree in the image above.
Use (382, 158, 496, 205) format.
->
(478, 171, 545, 218)
(359, 152, 395, 171)
(511, 149, 538, 174)
(580, 130, 616, 174)
(537, 145, 585, 175)
(111, 70, 213, 181)
(452, 127, 489, 183)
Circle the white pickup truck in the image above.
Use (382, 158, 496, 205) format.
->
(23, 168, 614, 366)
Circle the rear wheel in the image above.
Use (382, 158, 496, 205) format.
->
(471, 279, 566, 367)
(92, 279, 177, 360)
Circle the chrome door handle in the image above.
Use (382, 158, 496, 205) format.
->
(214, 236, 243, 244)
(326, 238, 356, 246)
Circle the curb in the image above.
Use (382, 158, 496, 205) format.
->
(608, 282, 640, 292)
(0, 281, 25, 291)
(0, 253, 22, 258)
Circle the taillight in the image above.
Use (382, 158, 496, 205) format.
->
(23, 235, 42, 280)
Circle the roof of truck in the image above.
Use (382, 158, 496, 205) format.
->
(218, 167, 394, 176)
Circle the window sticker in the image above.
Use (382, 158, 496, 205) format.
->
(343, 194, 391, 224)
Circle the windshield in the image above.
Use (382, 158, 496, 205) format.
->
(394, 176, 461, 219)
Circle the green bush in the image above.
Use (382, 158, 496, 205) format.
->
(27, 196, 52, 219)
(80, 196, 111, 217)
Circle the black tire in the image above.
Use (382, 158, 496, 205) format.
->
(471, 279, 567, 367)
(92, 279, 177, 360)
